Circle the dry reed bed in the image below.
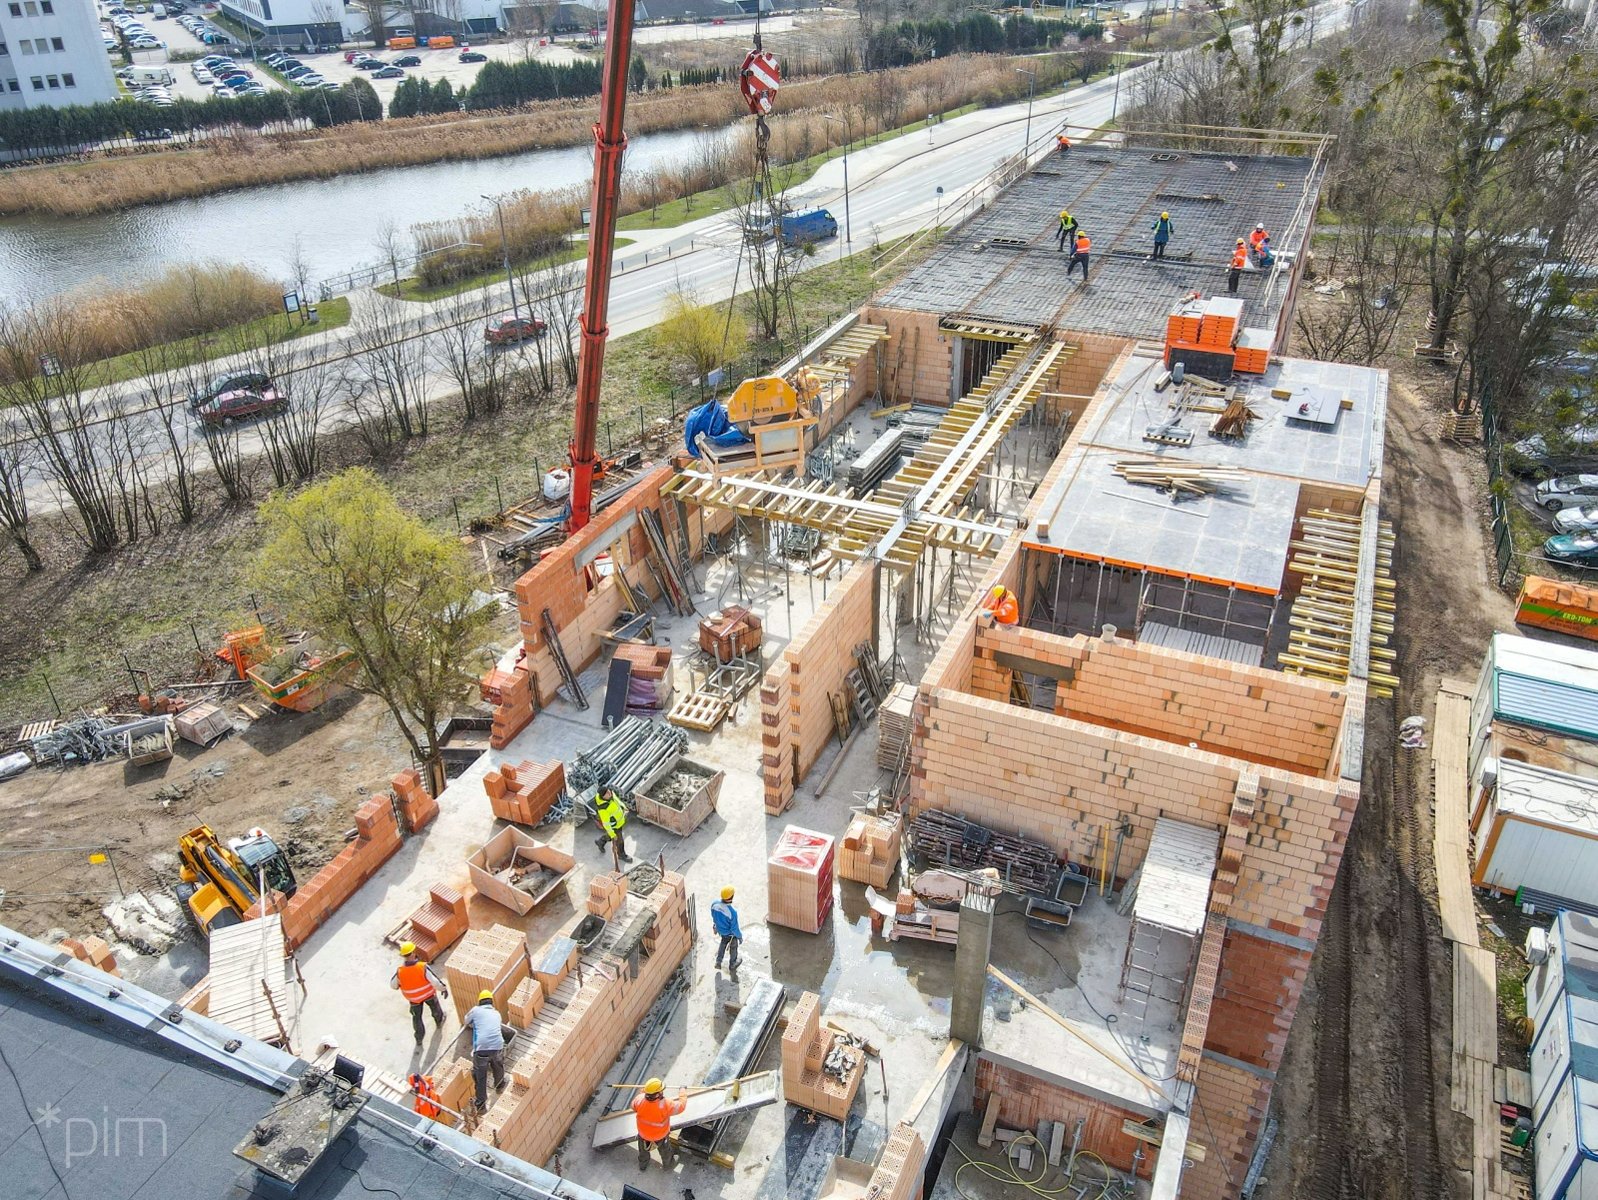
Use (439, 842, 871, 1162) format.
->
(0, 55, 1069, 220)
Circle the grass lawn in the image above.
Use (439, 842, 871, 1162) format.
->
(376, 240, 634, 302)
(95, 297, 352, 385)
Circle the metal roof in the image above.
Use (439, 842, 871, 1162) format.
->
(1133, 818, 1220, 936)
(1488, 633, 1598, 740)
(1494, 760, 1598, 839)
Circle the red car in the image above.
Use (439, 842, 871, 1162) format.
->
(197, 386, 286, 426)
(485, 315, 546, 345)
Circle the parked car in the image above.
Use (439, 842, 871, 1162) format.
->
(1545, 532, 1598, 565)
(459, 51, 487, 62)
(393, 54, 420, 66)
(189, 369, 272, 409)
(1553, 504, 1598, 535)
(373, 65, 404, 78)
(193, 68, 213, 83)
(485, 315, 546, 345)
(355, 59, 384, 70)
(1537, 475, 1598, 511)
(133, 126, 174, 140)
(197, 387, 285, 426)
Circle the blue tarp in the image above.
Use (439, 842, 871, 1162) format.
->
(684, 400, 751, 457)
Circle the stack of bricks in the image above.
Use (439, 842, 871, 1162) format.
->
(444, 924, 530, 1021)
(455, 870, 695, 1163)
(507, 976, 545, 1026)
(586, 870, 629, 920)
(863, 1122, 926, 1200)
(838, 812, 901, 889)
(768, 825, 836, 933)
(482, 758, 566, 825)
(761, 662, 796, 815)
(531, 935, 578, 997)
(780, 989, 864, 1121)
(57, 935, 120, 977)
(612, 643, 674, 713)
(480, 661, 535, 750)
(262, 794, 404, 950)
(392, 767, 439, 833)
(405, 883, 469, 960)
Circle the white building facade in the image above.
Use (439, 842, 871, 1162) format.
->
(0, 0, 117, 108)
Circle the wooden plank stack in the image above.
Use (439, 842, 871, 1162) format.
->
(1113, 458, 1247, 497)
(483, 758, 567, 826)
(1282, 508, 1398, 697)
(878, 683, 916, 769)
(444, 924, 530, 1021)
(839, 812, 902, 889)
(768, 825, 837, 933)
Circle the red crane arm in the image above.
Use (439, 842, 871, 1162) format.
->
(567, 0, 638, 533)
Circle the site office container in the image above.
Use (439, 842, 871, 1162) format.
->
(1517, 576, 1598, 644)
(1471, 759, 1598, 911)
(1536, 1068, 1598, 1200)
(1468, 632, 1598, 793)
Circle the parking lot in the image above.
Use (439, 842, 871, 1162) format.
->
(294, 39, 586, 107)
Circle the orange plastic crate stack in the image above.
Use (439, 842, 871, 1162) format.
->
(1165, 298, 1204, 345)
(1232, 326, 1272, 375)
(768, 826, 836, 933)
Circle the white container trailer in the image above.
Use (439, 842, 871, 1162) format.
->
(1527, 914, 1598, 1038)
(1474, 759, 1598, 911)
(1537, 1069, 1598, 1200)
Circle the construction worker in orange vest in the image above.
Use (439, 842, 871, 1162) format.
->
(390, 942, 448, 1045)
(1228, 239, 1249, 294)
(1056, 132, 1071, 155)
(409, 1072, 442, 1119)
(1248, 223, 1270, 264)
(980, 584, 1019, 626)
(1069, 230, 1091, 282)
(633, 1077, 688, 1171)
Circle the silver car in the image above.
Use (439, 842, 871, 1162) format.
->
(1536, 474, 1598, 511)
(1554, 503, 1598, 534)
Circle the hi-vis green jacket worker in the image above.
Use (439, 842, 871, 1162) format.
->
(594, 788, 633, 862)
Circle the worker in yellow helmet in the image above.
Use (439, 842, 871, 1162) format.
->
(980, 584, 1019, 626)
(1151, 211, 1174, 261)
(1056, 209, 1078, 252)
(390, 941, 448, 1046)
(633, 1077, 688, 1171)
(711, 886, 742, 973)
(464, 988, 509, 1113)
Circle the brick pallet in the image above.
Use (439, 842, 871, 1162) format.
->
(483, 758, 566, 826)
(839, 813, 902, 889)
(444, 924, 530, 1022)
(406, 883, 469, 960)
(769, 826, 836, 933)
(780, 989, 865, 1121)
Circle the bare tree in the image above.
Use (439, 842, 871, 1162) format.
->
(521, 254, 583, 389)
(432, 288, 513, 421)
(261, 351, 335, 486)
(1207, 0, 1307, 129)
(347, 302, 433, 448)
(0, 306, 122, 552)
(0, 421, 41, 571)
(726, 170, 806, 345)
(355, 0, 388, 48)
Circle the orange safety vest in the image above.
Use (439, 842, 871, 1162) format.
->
(633, 1092, 686, 1142)
(1249, 228, 1268, 252)
(411, 1075, 441, 1118)
(1074, 234, 1090, 254)
(982, 592, 1019, 625)
(397, 961, 436, 1004)
(1231, 246, 1248, 269)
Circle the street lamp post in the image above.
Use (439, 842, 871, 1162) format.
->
(1015, 68, 1035, 156)
(483, 194, 521, 321)
(823, 114, 852, 246)
(935, 185, 944, 231)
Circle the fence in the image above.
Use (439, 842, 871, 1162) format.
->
(1480, 386, 1598, 591)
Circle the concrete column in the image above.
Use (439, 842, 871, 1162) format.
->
(950, 892, 995, 1046)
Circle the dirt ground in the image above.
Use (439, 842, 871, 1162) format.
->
(1257, 357, 1518, 1199)
(0, 691, 408, 952)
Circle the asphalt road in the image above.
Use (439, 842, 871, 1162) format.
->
(7, 1, 1351, 507)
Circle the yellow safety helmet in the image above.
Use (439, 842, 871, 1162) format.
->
(721, 886, 735, 901)
(400, 942, 416, 956)
(1237, 238, 1246, 245)
(478, 989, 494, 1002)
(991, 585, 1007, 600)
(644, 1078, 665, 1096)
(1160, 211, 1169, 219)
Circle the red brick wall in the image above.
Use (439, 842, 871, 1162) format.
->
(1205, 929, 1311, 1072)
(1184, 1054, 1274, 1196)
(973, 1057, 1154, 1178)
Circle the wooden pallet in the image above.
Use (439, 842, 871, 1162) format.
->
(667, 691, 731, 732)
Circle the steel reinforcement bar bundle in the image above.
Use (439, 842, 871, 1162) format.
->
(567, 715, 687, 797)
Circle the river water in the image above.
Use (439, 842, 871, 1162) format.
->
(0, 123, 736, 303)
